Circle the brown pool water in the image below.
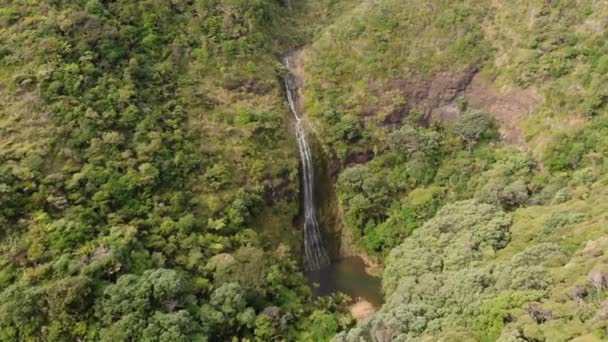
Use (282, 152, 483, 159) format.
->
(306, 256, 384, 307)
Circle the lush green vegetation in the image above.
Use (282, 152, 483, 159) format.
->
(3, 0, 608, 341)
(304, 0, 608, 340)
(336, 111, 499, 257)
(0, 0, 352, 340)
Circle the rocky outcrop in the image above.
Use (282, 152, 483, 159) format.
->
(370, 66, 478, 126)
(572, 285, 587, 304)
(527, 303, 554, 324)
(464, 75, 543, 147)
(588, 268, 608, 290)
(366, 67, 543, 149)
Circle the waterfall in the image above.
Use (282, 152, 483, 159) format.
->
(283, 57, 330, 271)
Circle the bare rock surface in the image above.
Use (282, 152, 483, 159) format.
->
(464, 75, 543, 147)
(588, 268, 608, 289)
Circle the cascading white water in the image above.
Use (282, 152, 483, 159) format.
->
(283, 57, 330, 271)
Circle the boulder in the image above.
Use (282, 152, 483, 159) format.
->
(526, 303, 553, 324)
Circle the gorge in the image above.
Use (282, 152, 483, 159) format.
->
(2, 1, 608, 340)
(283, 55, 330, 271)
(283, 53, 383, 311)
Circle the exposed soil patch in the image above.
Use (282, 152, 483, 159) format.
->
(374, 66, 478, 126)
(349, 299, 375, 321)
(464, 75, 544, 148)
(378, 68, 543, 149)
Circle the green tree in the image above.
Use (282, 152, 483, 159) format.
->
(452, 110, 495, 151)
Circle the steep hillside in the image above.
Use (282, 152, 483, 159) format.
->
(0, 0, 353, 340)
(3, 0, 608, 341)
(293, 0, 608, 340)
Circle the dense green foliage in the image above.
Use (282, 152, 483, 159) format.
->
(0, 0, 352, 340)
(303, 0, 608, 340)
(3, 0, 608, 340)
(336, 113, 499, 257)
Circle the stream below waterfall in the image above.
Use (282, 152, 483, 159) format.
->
(283, 53, 383, 308)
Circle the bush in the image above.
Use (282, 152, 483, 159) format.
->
(383, 200, 511, 295)
(452, 110, 496, 150)
(337, 166, 391, 238)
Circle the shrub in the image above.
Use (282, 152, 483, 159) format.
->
(452, 110, 496, 151)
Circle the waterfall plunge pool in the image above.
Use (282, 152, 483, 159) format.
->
(306, 256, 384, 307)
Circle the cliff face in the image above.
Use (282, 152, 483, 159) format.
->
(288, 50, 379, 267)
(291, 50, 542, 269)
(283, 49, 336, 259)
(306, 1, 608, 341)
